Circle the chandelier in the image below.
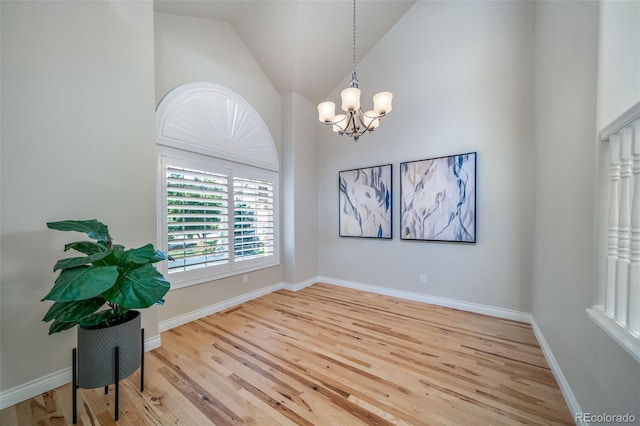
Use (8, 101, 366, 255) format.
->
(317, 0, 393, 141)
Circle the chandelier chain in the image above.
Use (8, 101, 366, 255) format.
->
(352, 0, 357, 84)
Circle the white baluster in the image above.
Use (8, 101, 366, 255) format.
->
(606, 135, 621, 315)
(628, 119, 640, 334)
(616, 127, 633, 324)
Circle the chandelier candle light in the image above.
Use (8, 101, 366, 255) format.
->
(317, 0, 393, 141)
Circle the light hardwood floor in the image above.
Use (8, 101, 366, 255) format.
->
(0, 283, 574, 425)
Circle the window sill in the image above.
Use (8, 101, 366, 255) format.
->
(167, 258, 279, 290)
(586, 306, 640, 364)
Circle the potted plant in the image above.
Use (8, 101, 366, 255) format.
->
(41, 219, 170, 421)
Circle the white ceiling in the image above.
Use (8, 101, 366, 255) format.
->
(154, 0, 416, 104)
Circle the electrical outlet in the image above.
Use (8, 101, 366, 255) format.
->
(243, 274, 249, 284)
(420, 274, 427, 284)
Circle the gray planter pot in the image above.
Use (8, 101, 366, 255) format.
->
(77, 310, 141, 389)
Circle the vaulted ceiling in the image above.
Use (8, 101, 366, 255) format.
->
(154, 0, 416, 104)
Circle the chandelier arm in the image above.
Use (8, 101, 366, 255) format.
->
(343, 112, 358, 137)
(351, 112, 360, 135)
(319, 108, 379, 140)
(356, 109, 379, 133)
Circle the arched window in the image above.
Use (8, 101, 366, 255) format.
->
(156, 83, 279, 288)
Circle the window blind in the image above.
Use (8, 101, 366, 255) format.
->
(233, 177, 275, 262)
(166, 166, 229, 273)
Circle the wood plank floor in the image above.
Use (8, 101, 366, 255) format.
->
(0, 283, 574, 425)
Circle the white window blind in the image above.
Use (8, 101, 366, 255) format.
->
(233, 177, 275, 262)
(166, 166, 229, 273)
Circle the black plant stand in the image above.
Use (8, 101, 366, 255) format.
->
(72, 329, 145, 424)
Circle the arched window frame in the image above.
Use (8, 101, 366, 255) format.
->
(156, 83, 280, 289)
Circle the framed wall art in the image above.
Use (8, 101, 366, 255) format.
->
(400, 152, 476, 243)
(339, 164, 392, 238)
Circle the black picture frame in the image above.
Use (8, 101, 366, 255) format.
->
(400, 152, 476, 243)
(339, 164, 392, 239)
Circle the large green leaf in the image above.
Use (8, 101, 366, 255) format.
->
(92, 244, 125, 267)
(53, 250, 113, 272)
(64, 241, 107, 255)
(122, 244, 169, 265)
(47, 220, 110, 243)
(42, 265, 119, 302)
(48, 320, 78, 335)
(42, 297, 105, 323)
(102, 264, 170, 309)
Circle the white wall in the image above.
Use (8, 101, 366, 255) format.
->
(317, 1, 535, 312)
(153, 13, 284, 323)
(0, 0, 157, 391)
(532, 0, 639, 418)
(598, 0, 640, 128)
(282, 93, 319, 285)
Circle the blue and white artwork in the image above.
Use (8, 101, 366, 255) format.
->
(339, 164, 392, 238)
(400, 153, 476, 243)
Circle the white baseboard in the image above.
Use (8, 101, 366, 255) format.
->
(159, 282, 284, 332)
(530, 319, 583, 425)
(0, 367, 71, 412)
(0, 335, 162, 411)
(318, 276, 533, 323)
(145, 334, 162, 352)
(282, 276, 318, 292)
